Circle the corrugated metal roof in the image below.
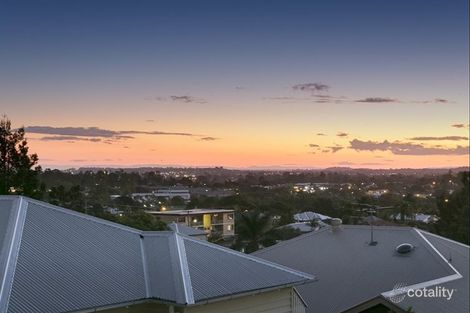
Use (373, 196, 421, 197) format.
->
(183, 236, 314, 302)
(253, 225, 462, 313)
(0, 196, 314, 313)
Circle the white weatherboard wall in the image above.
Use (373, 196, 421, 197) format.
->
(186, 288, 305, 313)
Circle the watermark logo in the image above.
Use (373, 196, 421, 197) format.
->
(388, 283, 409, 303)
(386, 283, 457, 304)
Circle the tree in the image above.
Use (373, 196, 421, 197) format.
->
(235, 210, 272, 253)
(0, 116, 41, 197)
(436, 171, 470, 244)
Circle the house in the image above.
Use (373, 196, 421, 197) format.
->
(147, 208, 235, 237)
(254, 224, 468, 313)
(0, 196, 313, 313)
(391, 213, 439, 224)
(293, 211, 331, 223)
(154, 186, 191, 201)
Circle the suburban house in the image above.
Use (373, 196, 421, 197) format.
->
(293, 211, 332, 223)
(154, 186, 191, 202)
(146, 208, 235, 237)
(253, 224, 469, 313)
(0, 196, 313, 313)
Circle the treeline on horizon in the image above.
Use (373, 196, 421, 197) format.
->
(37, 167, 470, 244)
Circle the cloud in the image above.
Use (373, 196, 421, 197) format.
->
(328, 146, 344, 153)
(292, 83, 330, 93)
(146, 119, 155, 122)
(200, 137, 219, 141)
(337, 132, 348, 137)
(451, 123, 470, 129)
(26, 126, 198, 138)
(309, 144, 320, 148)
(349, 139, 469, 155)
(170, 95, 207, 104)
(355, 97, 396, 103)
(316, 133, 326, 136)
(39, 136, 102, 142)
(434, 98, 448, 103)
(408, 136, 469, 141)
(27, 126, 118, 137)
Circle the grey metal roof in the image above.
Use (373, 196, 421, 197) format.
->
(168, 223, 207, 237)
(0, 196, 313, 313)
(253, 225, 463, 313)
(393, 230, 469, 313)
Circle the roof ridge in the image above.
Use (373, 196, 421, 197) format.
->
(413, 228, 463, 277)
(0, 197, 28, 313)
(173, 232, 195, 304)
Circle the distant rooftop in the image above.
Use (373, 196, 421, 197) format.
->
(293, 211, 331, 222)
(147, 208, 234, 215)
(168, 222, 207, 236)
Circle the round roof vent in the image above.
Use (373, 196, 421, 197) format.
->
(396, 243, 414, 254)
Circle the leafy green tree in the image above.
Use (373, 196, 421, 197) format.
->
(0, 116, 41, 197)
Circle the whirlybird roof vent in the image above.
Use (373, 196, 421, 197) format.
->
(396, 243, 414, 254)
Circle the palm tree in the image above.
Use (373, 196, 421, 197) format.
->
(236, 210, 272, 253)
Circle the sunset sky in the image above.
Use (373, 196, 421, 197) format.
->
(1, 0, 469, 169)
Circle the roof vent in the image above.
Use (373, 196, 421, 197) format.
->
(330, 218, 342, 231)
(396, 243, 414, 254)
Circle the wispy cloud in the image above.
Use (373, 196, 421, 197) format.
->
(26, 126, 198, 138)
(316, 133, 326, 136)
(309, 144, 320, 148)
(200, 136, 219, 141)
(337, 132, 348, 137)
(350, 139, 469, 155)
(170, 95, 207, 104)
(434, 98, 448, 103)
(39, 136, 102, 142)
(27, 126, 117, 137)
(292, 83, 330, 94)
(328, 146, 344, 153)
(408, 136, 469, 141)
(355, 97, 396, 103)
(451, 123, 470, 129)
